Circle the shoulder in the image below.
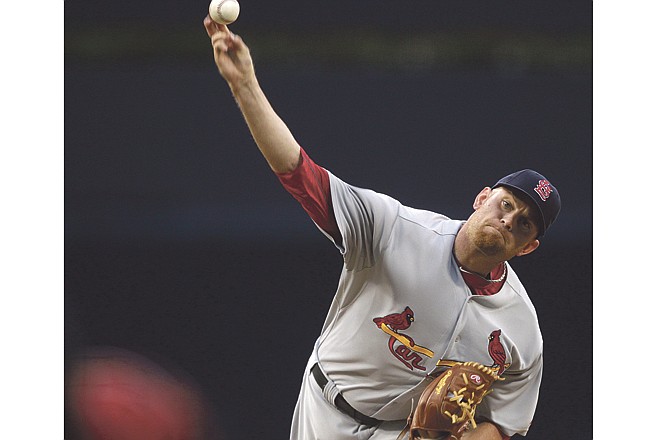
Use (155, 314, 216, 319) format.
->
(327, 174, 460, 231)
(500, 266, 543, 352)
(504, 265, 539, 321)
(326, 171, 462, 243)
(397, 205, 462, 236)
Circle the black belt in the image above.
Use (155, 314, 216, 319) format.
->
(310, 363, 381, 426)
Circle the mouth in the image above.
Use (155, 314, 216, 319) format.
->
(484, 224, 507, 242)
(470, 225, 507, 257)
(485, 224, 504, 234)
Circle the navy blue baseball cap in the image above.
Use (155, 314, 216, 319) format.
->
(492, 169, 561, 237)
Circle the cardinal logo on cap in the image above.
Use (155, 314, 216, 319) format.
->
(533, 179, 553, 202)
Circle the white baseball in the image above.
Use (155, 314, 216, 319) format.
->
(209, 0, 240, 25)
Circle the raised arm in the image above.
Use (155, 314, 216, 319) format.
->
(203, 16, 301, 173)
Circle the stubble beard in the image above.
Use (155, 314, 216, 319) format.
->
(468, 223, 506, 258)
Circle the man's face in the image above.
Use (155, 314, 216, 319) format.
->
(464, 187, 540, 261)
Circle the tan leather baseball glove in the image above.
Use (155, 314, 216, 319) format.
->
(399, 361, 503, 440)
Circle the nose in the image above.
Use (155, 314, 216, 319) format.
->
(500, 213, 514, 231)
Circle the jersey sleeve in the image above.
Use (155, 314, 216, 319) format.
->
(475, 353, 543, 437)
(275, 148, 400, 269)
(327, 173, 400, 271)
(275, 148, 343, 246)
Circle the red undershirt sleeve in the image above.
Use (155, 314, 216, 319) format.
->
(275, 148, 343, 246)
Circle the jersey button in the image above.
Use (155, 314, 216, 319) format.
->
(454, 336, 461, 343)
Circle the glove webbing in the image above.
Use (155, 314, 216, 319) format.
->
(444, 362, 503, 429)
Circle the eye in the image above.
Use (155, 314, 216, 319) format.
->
(520, 217, 532, 231)
(501, 200, 512, 210)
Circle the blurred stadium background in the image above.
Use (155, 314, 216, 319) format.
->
(65, 1, 592, 438)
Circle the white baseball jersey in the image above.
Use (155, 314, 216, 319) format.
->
(299, 172, 543, 437)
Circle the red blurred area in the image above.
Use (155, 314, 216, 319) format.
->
(66, 347, 211, 440)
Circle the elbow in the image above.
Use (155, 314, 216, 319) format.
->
(271, 148, 302, 174)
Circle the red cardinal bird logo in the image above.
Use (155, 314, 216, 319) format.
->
(487, 329, 508, 376)
(373, 307, 434, 371)
(373, 306, 415, 331)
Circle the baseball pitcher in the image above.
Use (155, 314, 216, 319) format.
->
(204, 17, 561, 440)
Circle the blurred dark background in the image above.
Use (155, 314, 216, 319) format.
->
(65, 1, 592, 438)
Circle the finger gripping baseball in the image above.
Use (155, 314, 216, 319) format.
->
(400, 361, 503, 440)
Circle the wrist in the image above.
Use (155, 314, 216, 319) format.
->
(229, 74, 259, 97)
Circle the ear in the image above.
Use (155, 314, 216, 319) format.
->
(516, 239, 540, 257)
(472, 187, 492, 210)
